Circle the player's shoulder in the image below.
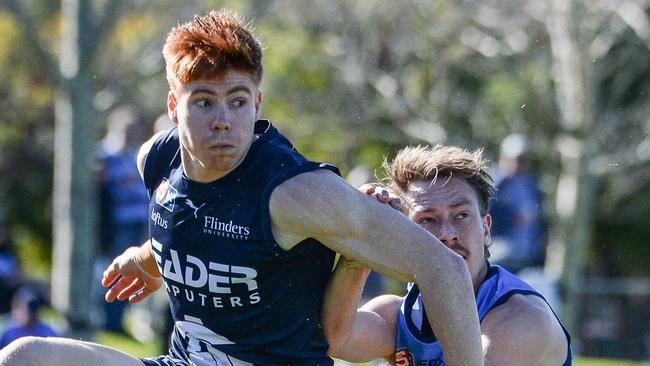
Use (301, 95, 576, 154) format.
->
(268, 168, 350, 249)
(482, 293, 568, 365)
(487, 293, 559, 333)
(275, 168, 343, 189)
(269, 169, 347, 209)
(137, 129, 172, 179)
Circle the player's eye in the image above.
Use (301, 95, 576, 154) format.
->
(196, 99, 211, 108)
(231, 97, 247, 108)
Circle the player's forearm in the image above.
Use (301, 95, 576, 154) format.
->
(321, 258, 371, 357)
(416, 251, 483, 366)
(135, 239, 161, 278)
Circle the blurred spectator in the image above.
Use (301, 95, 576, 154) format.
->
(96, 105, 150, 334)
(0, 212, 21, 315)
(153, 113, 174, 133)
(0, 285, 57, 348)
(489, 133, 545, 273)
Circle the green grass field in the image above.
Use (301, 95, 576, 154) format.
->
(98, 331, 161, 359)
(574, 360, 648, 366)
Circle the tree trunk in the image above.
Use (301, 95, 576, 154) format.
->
(51, 0, 99, 336)
(545, 0, 596, 349)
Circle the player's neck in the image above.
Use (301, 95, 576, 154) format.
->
(473, 263, 489, 293)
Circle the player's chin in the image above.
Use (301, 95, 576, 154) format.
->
(207, 157, 238, 171)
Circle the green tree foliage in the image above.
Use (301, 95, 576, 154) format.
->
(0, 10, 54, 270)
(0, 0, 648, 275)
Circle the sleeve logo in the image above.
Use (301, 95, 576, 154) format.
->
(155, 178, 178, 212)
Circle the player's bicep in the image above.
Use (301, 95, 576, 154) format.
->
(333, 297, 401, 362)
(269, 169, 369, 251)
(270, 170, 435, 282)
(361, 294, 403, 324)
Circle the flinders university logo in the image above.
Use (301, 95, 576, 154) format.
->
(203, 216, 251, 240)
(156, 178, 178, 212)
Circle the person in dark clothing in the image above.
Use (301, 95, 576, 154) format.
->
(489, 133, 545, 273)
(0, 286, 58, 348)
(0, 214, 20, 315)
(97, 105, 150, 334)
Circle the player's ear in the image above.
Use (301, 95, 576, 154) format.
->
(255, 91, 262, 120)
(167, 92, 178, 124)
(483, 213, 492, 245)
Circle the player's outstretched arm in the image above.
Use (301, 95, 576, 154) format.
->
(322, 185, 405, 362)
(270, 169, 483, 366)
(321, 258, 399, 362)
(102, 240, 162, 304)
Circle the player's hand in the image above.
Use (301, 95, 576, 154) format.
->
(359, 183, 405, 213)
(102, 246, 162, 304)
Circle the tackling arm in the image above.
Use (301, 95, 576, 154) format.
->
(270, 169, 483, 366)
(321, 258, 399, 362)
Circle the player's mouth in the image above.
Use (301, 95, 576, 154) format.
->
(449, 244, 469, 259)
(209, 142, 235, 151)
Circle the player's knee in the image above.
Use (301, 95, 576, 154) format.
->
(0, 336, 54, 366)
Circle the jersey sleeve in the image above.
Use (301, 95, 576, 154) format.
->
(143, 127, 181, 198)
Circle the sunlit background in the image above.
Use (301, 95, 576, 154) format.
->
(1, 0, 649, 364)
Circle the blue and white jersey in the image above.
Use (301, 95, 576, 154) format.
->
(143, 120, 338, 365)
(395, 264, 572, 366)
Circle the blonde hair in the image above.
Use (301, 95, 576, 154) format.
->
(383, 145, 496, 215)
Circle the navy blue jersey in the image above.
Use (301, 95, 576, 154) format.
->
(143, 120, 338, 365)
(395, 264, 572, 366)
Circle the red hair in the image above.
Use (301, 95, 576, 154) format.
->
(162, 9, 263, 91)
